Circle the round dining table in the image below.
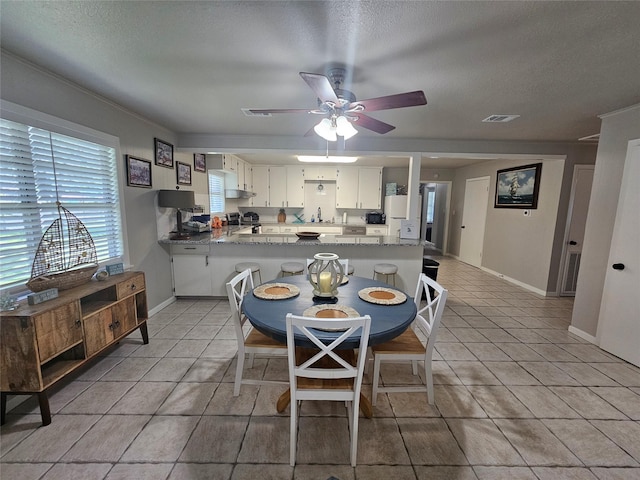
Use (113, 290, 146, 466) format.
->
(242, 274, 417, 349)
(242, 274, 417, 416)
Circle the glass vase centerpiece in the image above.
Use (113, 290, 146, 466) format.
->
(308, 252, 345, 299)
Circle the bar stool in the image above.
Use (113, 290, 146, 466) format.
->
(373, 263, 398, 286)
(235, 262, 262, 285)
(281, 262, 305, 277)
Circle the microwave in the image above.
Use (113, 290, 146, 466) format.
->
(366, 212, 386, 224)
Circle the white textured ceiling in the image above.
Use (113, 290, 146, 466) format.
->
(1, 1, 639, 154)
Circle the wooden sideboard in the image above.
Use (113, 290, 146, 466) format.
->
(0, 271, 149, 426)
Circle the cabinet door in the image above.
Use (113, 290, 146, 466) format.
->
(358, 167, 382, 209)
(236, 157, 245, 190)
(172, 255, 213, 296)
(286, 165, 305, 208)
(319, 166, 337, 180)
(335, 167, 359, 208)
(34, 303, 83, 363)
(84, 309, 114, 357)
(269, 166, 287, 208)
(111, 297, 137, 337)
(251, 166, 270, 206)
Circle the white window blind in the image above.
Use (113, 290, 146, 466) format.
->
(208, 172, 225, 214)
(0, 118, 124, 290)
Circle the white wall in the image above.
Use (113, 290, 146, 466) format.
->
(571, 104, 640, 337)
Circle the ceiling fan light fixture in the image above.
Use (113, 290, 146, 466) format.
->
(335, 115, 358, 139)
(297, 155, 358, 164)
(314, 118, 337, 142)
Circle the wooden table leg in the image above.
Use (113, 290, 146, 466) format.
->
(276, 389, 291, 413)
(38, 392, 52, 426)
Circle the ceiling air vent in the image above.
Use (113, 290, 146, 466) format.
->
(241, 108, 271, 117)
(482, 114, 520, 123)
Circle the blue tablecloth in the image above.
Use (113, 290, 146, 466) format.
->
(242, 275, 417, 349)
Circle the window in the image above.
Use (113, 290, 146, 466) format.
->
(0, 118, 124, 291)
(208, 171, 225, 214)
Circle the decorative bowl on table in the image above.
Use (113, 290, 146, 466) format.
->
(296, 231, 320, 240)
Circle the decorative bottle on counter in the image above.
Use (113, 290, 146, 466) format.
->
(277, 208, 286, 223)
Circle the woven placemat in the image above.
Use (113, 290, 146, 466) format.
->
(253, 283, 300, 300)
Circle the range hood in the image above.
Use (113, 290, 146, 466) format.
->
(225, 189, 256, 199)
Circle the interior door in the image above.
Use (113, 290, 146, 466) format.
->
(560, 165, 595, 295)
(597, 139, 640, 367)
(459, 177, 489, 267)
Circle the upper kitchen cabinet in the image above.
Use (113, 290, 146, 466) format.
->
(305, 166, 337, 181)
(335, 167, 359, 208)
(286, 165, 305, 208)
(207, 153, 237, 174)
(251, 165, 270, 206)
(335, 166, 382, 209)
(358, 167, 383, 209)
(269, 166, 287, 208)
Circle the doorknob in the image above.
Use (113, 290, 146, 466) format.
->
(569, 240, 577, 245)
(461, 225, 466, 229)
(612, 263, 625, 270)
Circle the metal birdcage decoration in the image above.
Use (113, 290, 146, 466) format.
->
(26, 203, 98, 292)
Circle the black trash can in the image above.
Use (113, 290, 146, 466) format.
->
(422, 257, 440, 299)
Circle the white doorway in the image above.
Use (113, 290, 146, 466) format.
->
(558, 165, 595, 296)
(420, 181, 451, 255)
(459, 176, 490, 267)
(597, 139, 640, 367)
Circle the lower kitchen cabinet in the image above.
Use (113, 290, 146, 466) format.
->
(0, 271, 149, 426)
(171, 244, 213, 296)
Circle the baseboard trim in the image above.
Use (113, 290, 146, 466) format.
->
(568, 325, 597, 344)
(149, 296, 176, 317)
(480, 266, 548, 296)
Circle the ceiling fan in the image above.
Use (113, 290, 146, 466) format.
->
(246, 68, 427, 141)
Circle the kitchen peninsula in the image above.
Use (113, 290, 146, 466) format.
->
(160, 227, 424, 297)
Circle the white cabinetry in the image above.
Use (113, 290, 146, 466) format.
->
(286, 165, 305, 208)
(261, 225, 280, 234)
(251, 166, 270, 207)
(335, 167, 359, 208)
(358, 167, 383, 209)
(305, 166, 337, 180)
(366, 226, 388, 236)
(269, 166, 287, 208)
(236, 157, 245, 190)
(279, 225, 299, 234)
(171, 245, 213, 296)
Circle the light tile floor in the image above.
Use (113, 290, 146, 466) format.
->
(2, 258, 640, 479)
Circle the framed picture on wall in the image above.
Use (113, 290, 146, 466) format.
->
(154, 138, 174, 168)
(194, 153, 206, 172)
(125, 155, 152, 188)
(176, 161, 192, 185)
(495, 163, 542, 208)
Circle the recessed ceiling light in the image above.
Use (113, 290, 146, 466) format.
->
(297, 155, 358, 163)
(482, 114, 520, 123)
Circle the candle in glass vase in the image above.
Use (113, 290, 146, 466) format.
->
(318, 271, 332, 294)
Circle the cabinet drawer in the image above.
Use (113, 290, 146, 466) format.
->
(261, 225, 279, 233)
(35, 303, 82, 363)
(117, 273, 145, 299)
(171, 244, 209, 255)
(366, 226, 388, 235)
(279, 226, 298, 233)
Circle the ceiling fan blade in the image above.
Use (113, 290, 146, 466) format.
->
(300, 72, 339, 105)
(349, 90, 427, 112)
(351, 114, 396, 134)
(247, 108, 312, 114)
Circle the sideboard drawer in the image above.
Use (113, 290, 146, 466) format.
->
(116, 273, 145, 299)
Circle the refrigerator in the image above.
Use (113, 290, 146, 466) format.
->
(384, 195, 421, 237)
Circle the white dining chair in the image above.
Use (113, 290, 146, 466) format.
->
(370, 273, 448, 405)
(226, 269, 287, 396)
(285, 313, 371, 467)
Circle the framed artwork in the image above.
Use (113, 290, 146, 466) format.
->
(125, 155, 152, 188)
(495, 163, 542, 208)
(154, 138, 174, 168)
(194, 153, 206, 172)
(176, 161, 192, 185)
